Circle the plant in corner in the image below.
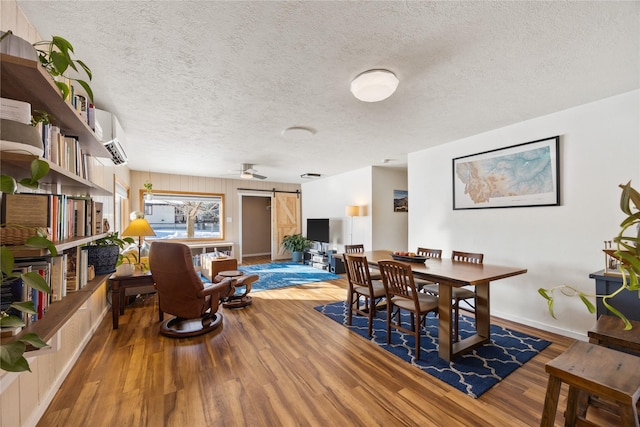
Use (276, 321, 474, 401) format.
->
(281, 233, 312, 263)
(539, 181, 640, 329)
(1, 156, 57, 372)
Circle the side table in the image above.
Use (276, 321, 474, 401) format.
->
(219, 270, 252, 309)
(109, 271, 155, 329)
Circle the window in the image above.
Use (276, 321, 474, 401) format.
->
(114, 177, 129, 233)
(141, 190, 224, 241)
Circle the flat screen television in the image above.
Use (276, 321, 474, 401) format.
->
(307, 218, 330, 243)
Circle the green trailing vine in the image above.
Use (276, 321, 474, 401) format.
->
(1, 156, 57, 372)
(539, 181, 640, 329)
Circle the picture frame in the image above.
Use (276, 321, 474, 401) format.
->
(452, 136, 560, 210)
(394, 190, 408, 212)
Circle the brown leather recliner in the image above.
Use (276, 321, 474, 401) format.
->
(150, 241, 246, 337)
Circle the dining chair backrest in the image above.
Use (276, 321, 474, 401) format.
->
(343, 254, 374, 289)
(452, 250, 484, 264)
(345, 244, 365, 254)
(378, 260, 419, 301)
(417, 248, 442, 259)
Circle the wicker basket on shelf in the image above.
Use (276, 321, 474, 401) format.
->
(0, 226, 50, 246)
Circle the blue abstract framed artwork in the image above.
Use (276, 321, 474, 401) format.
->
(452, 136, 560, 210)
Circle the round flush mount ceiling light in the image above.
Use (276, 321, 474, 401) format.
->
(281, 126, 316, 141)
(350, 69, 399, 102)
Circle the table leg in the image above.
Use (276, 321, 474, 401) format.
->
(475, 281, 490, 338)
(438, 282, 453, 361)
(112, 287, 120, 329)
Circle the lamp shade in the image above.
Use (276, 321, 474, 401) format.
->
(350, 69, 399, 102)
(345, 205, 360, 217)
(121, 218, 156, 237)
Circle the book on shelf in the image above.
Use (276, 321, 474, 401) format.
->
(65, 247, 79, 293)
(0, 97, 31, 124)
(50, 254, 66, 302)
(93, 202, 104, 234)
(0, 325, 23, 338)
(13, 259, 53, 324)
(0, 267, 28, 319)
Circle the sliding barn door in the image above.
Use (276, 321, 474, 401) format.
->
(272, 192, 301, 260)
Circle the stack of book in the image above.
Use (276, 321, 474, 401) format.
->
(2, 193, 104, 243)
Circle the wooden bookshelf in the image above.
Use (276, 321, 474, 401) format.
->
(4, 233, 109, 257)
(0, 273, 110, 346)
(0, 151, 111, 196)
(0, 53, 109, 158)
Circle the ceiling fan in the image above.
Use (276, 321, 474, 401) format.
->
(238, 163, 267, 180)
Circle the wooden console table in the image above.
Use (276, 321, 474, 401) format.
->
(109, 271, 155, 329)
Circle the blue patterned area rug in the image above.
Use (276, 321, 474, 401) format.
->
(314, 300, 551, 398)
(235, 262, 341, 292)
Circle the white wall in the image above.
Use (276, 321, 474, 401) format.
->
(372, 167, 408, 251)
(302, 166, 373, 251)
(302, 166, 409, 254)
(409, 90, 640, 339)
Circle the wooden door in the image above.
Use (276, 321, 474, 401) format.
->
(272, 192, 301, 260)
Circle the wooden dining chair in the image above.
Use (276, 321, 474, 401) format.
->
(414, 248, 442, 291)
(450, 250, 483, 340)
(417, 247, 442, 259)
(344, 244, 381, 280)
(344, 244, 365, 254)
(343, 254, 387, 337)
(421, 250, 483, 341)
(378, 260, 439, 359)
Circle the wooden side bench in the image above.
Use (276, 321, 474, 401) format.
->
(540, 340, 640, 427)
(588, 314, 640, 355)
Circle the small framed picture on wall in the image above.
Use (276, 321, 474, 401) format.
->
(394, 190, 408, 212)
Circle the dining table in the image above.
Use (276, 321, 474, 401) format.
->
(362, 250, 527, 361)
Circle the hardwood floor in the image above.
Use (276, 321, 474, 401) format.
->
(37, 257, 619, 426)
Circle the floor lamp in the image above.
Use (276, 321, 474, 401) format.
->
(345, 205, 360, 244)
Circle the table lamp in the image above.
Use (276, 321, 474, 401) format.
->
(121, 216, 156, 262)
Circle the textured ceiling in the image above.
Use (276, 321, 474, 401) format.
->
(15, 1, 640, 184)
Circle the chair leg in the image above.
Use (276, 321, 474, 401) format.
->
(347, 291, 354, 326)
(386, 306, 392, 345)
(415, 314, 421, 359)
(453, 299, 460, 342)
(367, 297, 375, 337)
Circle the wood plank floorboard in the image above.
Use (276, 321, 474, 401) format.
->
(37, 257, 621, 426)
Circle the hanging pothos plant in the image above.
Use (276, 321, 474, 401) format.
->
(1, 155, 57, 372)
(31, 34, 94, 103)
(539, 181, 640, 329)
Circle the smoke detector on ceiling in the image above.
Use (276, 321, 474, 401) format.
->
(281, 126, 315, 141)
(301, 173, 321, 179)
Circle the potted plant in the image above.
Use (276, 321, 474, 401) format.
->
(1, 156, 56, 372)
(84, 232, 135, 275)
(143, 179, 153, 201)
(0, 31, 94, 103)
(539, 181, 640, 329)
(281, 233, 312, 263)
(114, 252, 137, 277)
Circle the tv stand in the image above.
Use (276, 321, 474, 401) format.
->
(304, 243, 345, 274)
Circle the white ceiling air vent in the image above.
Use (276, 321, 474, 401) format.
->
(95, 108, 128, 165)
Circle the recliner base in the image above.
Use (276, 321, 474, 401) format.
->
(160, 313, 223, 337)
